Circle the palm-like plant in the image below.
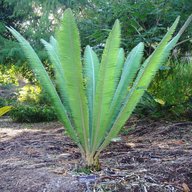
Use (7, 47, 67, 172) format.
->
(8, 9, 192, 169)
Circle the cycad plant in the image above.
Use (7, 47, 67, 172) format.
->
(8, 9, 192, 169)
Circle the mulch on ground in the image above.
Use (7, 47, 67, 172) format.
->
(0, 116, 191, 192)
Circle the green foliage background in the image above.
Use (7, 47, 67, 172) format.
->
(1, 0, 192, 64)
(0, 0, 192, 121)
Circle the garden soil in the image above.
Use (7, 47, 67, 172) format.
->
(0, 116, 191, 192)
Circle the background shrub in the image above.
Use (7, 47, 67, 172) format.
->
(135, 60, 192, 120)
(10, 104, 57, 123)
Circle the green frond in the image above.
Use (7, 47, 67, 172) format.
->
(111, 42, 144, 113)
(92, 19, 121, 152)
(7, 27, 79, 144)
(95, 42, 144, 149)
(50, 36, 59, 54)
(83, 45, 100, 148)
(178, 14, 192, 36)
(56, 8, 89, 152)
(40, 39, 72, 116)
(95, 16, 181, 155)
(114, 48, 125, 88)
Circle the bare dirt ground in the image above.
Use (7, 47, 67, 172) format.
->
(0, 116, 191, 192)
